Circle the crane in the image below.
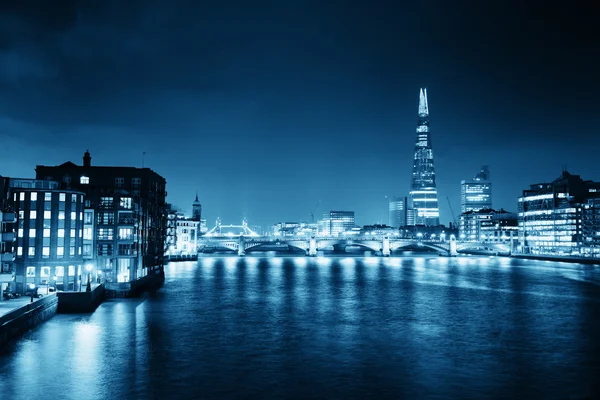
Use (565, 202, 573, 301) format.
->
(310, 200, 321, 223)
(446, 197, 458, 227)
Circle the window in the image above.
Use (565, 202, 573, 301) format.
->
(70, 247, 75, 256)
(18, 229, 23, 238)
(98, 212, 114, 225)
(70, 229, 75, 238)
(115, 177, 124, 188)
(83, 227, 93, 240)
(84, 211, 93, 224)
(119, 197, 132, 209)
(80, 176, 90, 184)
(58, 229, 65, 238)
(26, 267, 35, 277)
(132, 177, 141, 188)
(58, 211, 65, 220)
(42, 247, 50, 257)
(43, 229, 50, 238)
(45, 192, 52, 201)
(30, 210, 37, 219)
(68, 266, 75, 276)
(97, 228, 114, 240)
(57, 247, 64, 256)
(119, 228, 133, 240)
(41, 267, 50, 278)
(18, 210, 24, 219)
(56, 266, 64, 277)
(19, 192, 25, 201)
(71, 211, 77, 220)
(29, 229, 36, 238)
(80, 212, 83, 220)
(59, 193, 66, 202)
(44, 210, 51, 219)
(17, 247, 23, 256)
(71, 194, 77, 202)
(28, 247, 35, 256)
(83, 244, 92, 256)
(97, 244, 113, 256)
(78, 247, 82, 255)
(79, 229, 83, 238)
(100, 197, 113, 208)
(31, 192, 38, 201)
(64, 176, 72, 185)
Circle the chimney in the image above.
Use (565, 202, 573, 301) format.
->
(83, 150, 91, 167)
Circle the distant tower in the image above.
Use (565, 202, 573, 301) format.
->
(83, 150, 91, 167)
(460, 166, 492, 213)
(192, 192, 202, 221)
(408, 88, 440, 226)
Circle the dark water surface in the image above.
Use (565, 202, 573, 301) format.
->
(1, 256, 600, 399)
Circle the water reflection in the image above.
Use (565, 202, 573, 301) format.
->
(1, 256, 600, 399)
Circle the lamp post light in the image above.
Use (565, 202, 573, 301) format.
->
(29, 283, 35, 303)
(85, 264, 92, 292)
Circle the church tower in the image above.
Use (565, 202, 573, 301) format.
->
(192, 192, 202, 222)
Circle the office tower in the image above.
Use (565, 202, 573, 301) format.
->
(388, 196, 407, 228)
(408, 88, 440, 226)
(329, 211, 355, 236)
(461, 166, 493, 213)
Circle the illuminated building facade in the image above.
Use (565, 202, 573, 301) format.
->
(0, 178, 17, 300)
(461, 166, 492, 213)
(36, 151, 167, 286)
(329, 211, 355, 236)
(518, 171, 600, 256)
(388, 196, 407, 228)
(408, 88, 440, 226)
(6, 178, 85, 293)
(459, 208, 517, 242)
(581, 198, 600, 257)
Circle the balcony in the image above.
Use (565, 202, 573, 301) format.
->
(2, 232, 16, 242)
(2, 212, 16, 223)
(1, 252, 15, 262)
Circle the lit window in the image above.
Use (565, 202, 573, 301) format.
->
(70, 247, 75, 256)
(45, 192, 52, 201)
(19, 193, 25, 201)
(44, 211, 51, 219)
(56, 266, 64, 277)
(28, 247, 35, 256)
(41, 267, 50, 277)
(29, 229, 36, 238)
(80, 176, 90, 184)
(30, 210, 37, 219)
(58, 211, 65, 220)
(80, 212, 83, 220)
(17, 247, 23, 256)
(71, 212, 77, 220)
(43, 229, 50, 238)
(79, 229, 83, 237)
(18, 210, 24, 219)
(59, 193, 66, 202)
(57, 247, 64, 256)
(26, 267, 36, 277)
(72, 194, 77, 202)
(31, 192, 38, 201)
(84, 211, 93, 224)
(68, 266, 75, 276)
(42, 247, 50, 257)
(120, 197, 132, 209)
(70, 229, 75, 238)
(78, 247, 82, 255)
(18, 229, 23, 237)
(84, 227, 93, 240)
(58, 229, 65, 238)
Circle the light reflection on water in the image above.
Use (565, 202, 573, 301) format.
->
(1, 255, 600, 400)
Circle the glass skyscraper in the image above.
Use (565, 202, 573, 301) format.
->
(408, 88, 440, 226)
(461, 166, 492, 213)
(388, 196, 407, 228)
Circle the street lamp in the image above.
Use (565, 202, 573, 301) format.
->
(29, 283, 35, 303)
(85, 264, 92, 292)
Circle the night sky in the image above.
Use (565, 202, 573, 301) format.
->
(1, 1, 598, 228)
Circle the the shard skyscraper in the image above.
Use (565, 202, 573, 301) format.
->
(407, 88, 440, 226)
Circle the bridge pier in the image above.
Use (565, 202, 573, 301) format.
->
(382, 236, 390, 257)
(307, 237, 317, 257)
(449, 236, 458, 256)
(238, 236, 245, 257)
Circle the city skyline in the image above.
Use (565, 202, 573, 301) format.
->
(1, 1, 598, 227)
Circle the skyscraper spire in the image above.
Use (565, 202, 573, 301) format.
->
(418, 87, 429, 117)
(408, 88, 440, 227)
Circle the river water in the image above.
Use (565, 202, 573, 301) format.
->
(1, 255, 600, 399)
